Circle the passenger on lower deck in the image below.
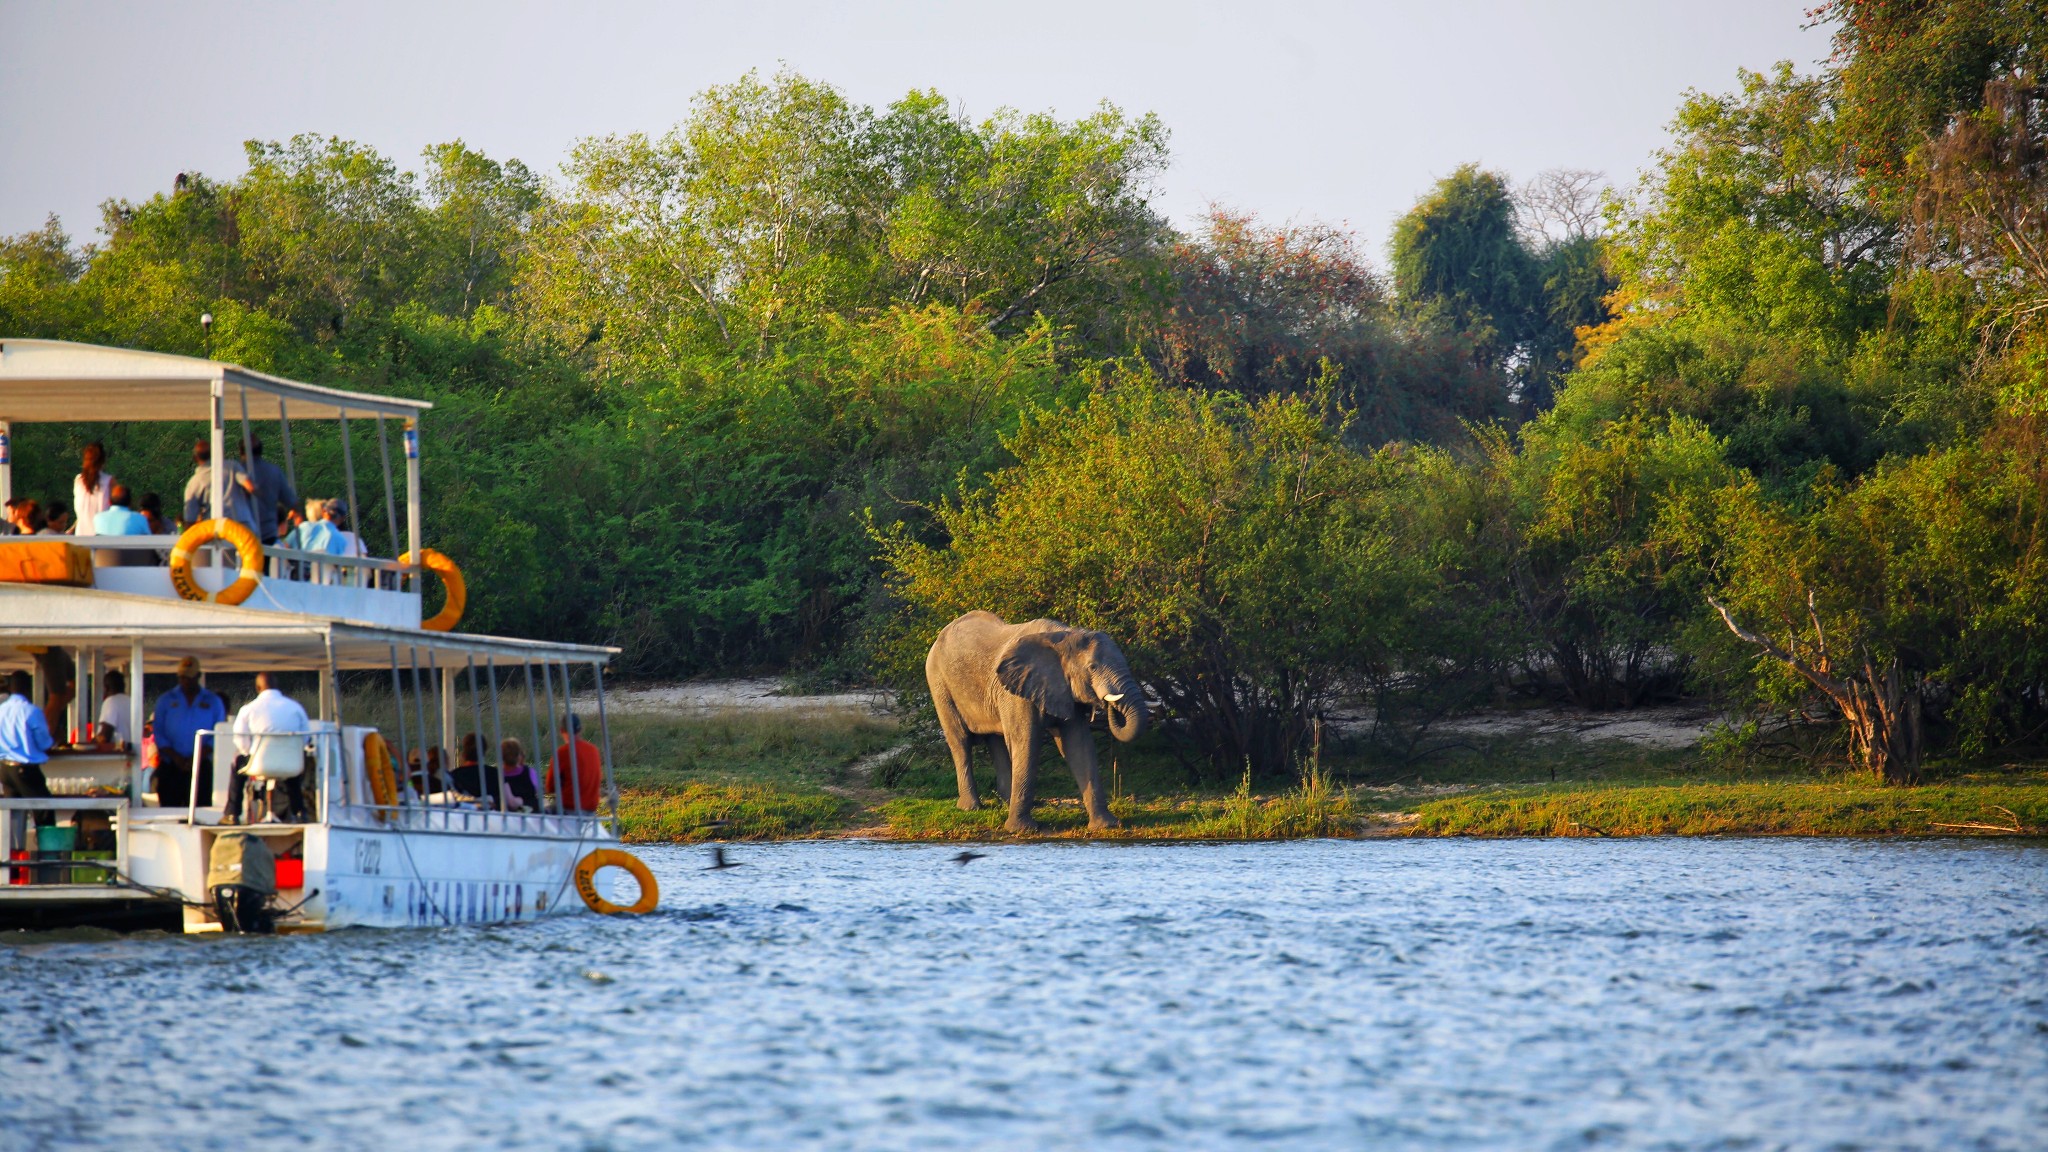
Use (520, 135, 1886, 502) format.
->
(549, 715, 604, 814)
(0, 671, 54, 827)
(224, 672, 310, 824)
(151, 656, 225, 807)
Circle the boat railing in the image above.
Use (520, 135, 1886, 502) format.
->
(5, 534, 413, 591)
(177, 723, 616, 839)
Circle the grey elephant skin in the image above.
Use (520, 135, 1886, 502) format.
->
(925, 611, 1149, 833)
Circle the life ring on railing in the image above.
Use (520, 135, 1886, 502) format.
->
(398, 548, 465, 632)
(574, 849, 659, 916)
(168, 519, 263, 605)
(362, 731, 399, 811)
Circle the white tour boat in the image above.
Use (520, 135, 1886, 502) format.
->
(0, 338, 657, 933)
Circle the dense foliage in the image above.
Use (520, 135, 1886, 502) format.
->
(5, 5, 2045, 781)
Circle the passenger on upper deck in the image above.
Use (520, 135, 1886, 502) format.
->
(224, 672, 310, 824)
(5, 498, 42, 534)
(0, 670, 54, 825)
(152, 656, 225, 807)
(70, 442, 116, 536)
(40, 503, 73, 535)
(93, 485, 148, 536)
(549, 715, 603, 814)
(240, 437, 300, 547)
(139, 492, 170, 535)
(181, 440, 258, 533)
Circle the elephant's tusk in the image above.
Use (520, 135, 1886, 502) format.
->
(1102, 693, 1125, 704)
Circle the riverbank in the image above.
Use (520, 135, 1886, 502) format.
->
(601, 693, 2048, 842)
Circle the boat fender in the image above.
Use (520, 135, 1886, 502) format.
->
(398, 548, 466, 632)
(362, 731, 399, 812)
(573, 849, 659, 915)
(169, 519, 264, 605)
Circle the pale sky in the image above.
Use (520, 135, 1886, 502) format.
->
(1, 1, 1829, 258)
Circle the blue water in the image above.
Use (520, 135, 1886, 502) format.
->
(2, 838, 2044, 1150)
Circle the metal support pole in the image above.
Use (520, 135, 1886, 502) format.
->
(0, 419, 12, 505)
(377, 415, 400, 563)
(440, 661, 458, 782)
(409, 646, 434, 805)
(522, 663, 542, 817)
(278, 400, 298, 512)
(594, 662, 617, 826)
(404, 419, 422, 591)
(128, 638, 144, 800)
(466, 654, 487, 817)
(486, 656, 506, 818)
(339, 411, 361, 552)
(209, 376, 227, 521)
(559, 662, 578, 815)
(539, 662, 558, 813)
(387, 645, 413, 804)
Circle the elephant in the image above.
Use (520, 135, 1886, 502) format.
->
(925, 611, 1148, 833)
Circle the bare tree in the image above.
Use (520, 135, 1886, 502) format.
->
(1516, 168, 1609, 244)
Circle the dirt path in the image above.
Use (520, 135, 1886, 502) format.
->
(606, 678, 890, 716)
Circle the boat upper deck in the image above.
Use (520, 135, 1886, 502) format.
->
(1, 338, 438, 629)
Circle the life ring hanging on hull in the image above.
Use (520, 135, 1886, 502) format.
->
(574, 849, 659, 915)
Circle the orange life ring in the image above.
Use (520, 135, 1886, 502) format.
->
(362, 731, 399, 810)
(168, 519, 263, 605)
(399, 548, 465, 632)
(574, 849, 659, 915)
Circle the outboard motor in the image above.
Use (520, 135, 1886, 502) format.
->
(208, 831, 278, 934)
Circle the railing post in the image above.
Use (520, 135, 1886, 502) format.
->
(128, 638, 144, 801)
(0, 418, 12, 505)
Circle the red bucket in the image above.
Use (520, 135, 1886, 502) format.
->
(276, 858, 304, 889)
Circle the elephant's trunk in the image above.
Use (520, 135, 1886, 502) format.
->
(1105, 689, 1147, 743)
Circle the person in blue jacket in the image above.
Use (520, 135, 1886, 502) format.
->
(152, 656, 226, 807)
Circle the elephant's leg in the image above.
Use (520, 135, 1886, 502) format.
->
(1052, 718, 1120, 830)
(935, 695, 978, 811)
(1002, 723, 1043, 833)
(989, 737, 1013, 807)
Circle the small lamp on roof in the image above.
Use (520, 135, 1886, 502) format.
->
(200, 312, 213, 358)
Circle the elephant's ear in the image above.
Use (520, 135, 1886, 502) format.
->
(995, 633, 1074, 720)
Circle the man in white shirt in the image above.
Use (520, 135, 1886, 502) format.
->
(224, 672, 311, 824)
(93, 671, 132, 748)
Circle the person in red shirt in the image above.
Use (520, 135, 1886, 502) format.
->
(548, 714, 605, 814)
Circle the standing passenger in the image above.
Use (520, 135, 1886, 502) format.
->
(181, 440, 258, 532)
(0, 671, 54, 827)
(151, 656, 226, 807)
(94, 671, 133, 749)
(70, 442, 116, 536)
(241, 437, 300, 546)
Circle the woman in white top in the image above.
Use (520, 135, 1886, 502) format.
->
(71, 441, 116, 536)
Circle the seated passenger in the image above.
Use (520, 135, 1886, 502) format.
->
(139, 492, 170, 535)
(224, 671, 310, 825)
(41, 501, 73, 535)
(548, 715, 604, 814)
(6, 498, 42, 534)
(498, 738, 542, 813)
(91, 485, 155, 566)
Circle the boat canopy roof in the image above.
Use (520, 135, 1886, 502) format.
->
(0, 584, 614, 673)
(0, 338, 431, 422)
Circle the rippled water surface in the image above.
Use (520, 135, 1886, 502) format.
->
(4, 839, 2046, 1150)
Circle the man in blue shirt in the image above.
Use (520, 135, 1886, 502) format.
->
(152, 656, 226, 808)
(0, 670, 55, 827)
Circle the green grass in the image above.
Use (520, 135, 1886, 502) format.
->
(1407, 780, 2048, 837)
(339, 691, 2048, 841)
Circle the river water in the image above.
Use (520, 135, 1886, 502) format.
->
(3, 839, 2044, 1150)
